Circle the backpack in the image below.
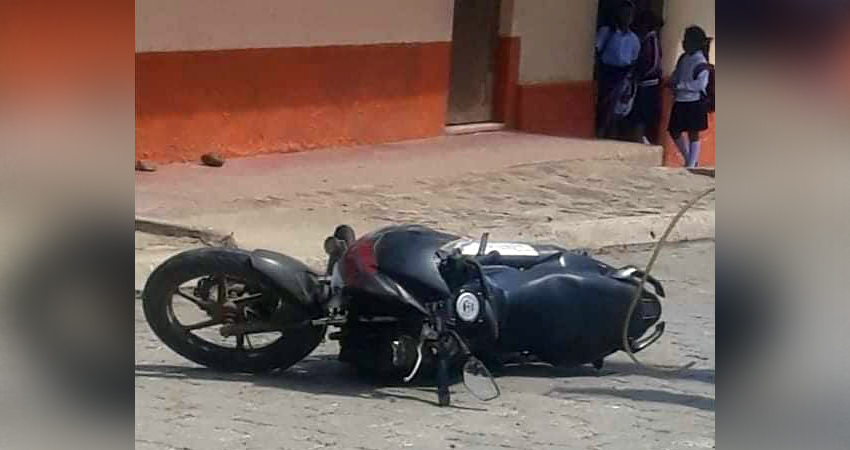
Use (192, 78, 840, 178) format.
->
(613, 72, 637, 118)
(693, 63, 715, 112)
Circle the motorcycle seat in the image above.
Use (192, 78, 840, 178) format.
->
(477, 250, 563, 270)
(479, 249, 611, 277)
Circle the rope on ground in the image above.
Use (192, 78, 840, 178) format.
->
(621, 186, 716, 374)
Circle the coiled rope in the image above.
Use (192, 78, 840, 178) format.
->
(621, 186, 716, 373)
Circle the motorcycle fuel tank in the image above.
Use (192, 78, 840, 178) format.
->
(370, 225, 459, 301)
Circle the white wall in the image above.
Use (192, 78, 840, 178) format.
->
(662, 0, 716, 74)
(507, 0, 716, 83)
(136, 0, 455, 52)
(510, 0, 597, 84)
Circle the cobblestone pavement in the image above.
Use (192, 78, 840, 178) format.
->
(135, 241, 715, 450)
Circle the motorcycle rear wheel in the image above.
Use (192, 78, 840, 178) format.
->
(142, 247, 324, 373)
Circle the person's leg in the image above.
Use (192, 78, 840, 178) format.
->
(634, 122, 650, 144)
(596, 98, 607, 138)
(687, 130, 701, 168)
(647, 85, 662, 144)
(670, 130, 689, 163)
(598, 112, 612, 139)
(632, 86, 652, 144)
(597, 103, 612, 138)
(596, 70, 613, 138)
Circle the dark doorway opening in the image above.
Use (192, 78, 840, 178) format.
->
(594, 0, 665, 139)
(596, 0, 665, 38)
(446, 0, 502, 125)
(594, 0, 666, 81)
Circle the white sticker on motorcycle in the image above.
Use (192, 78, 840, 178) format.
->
(456, 292, 480, 322)
(459, 242, 539, 257)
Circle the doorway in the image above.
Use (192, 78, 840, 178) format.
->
(596, 0, 664, 32)
(594, 0, 665, 76)
(446, 0, 501, 125)
(594, 0, 665, 138)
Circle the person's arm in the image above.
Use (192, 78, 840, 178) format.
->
(666, 54, 684, 89)
(596, 27, 610, 54)
(645, 33, 661, 78)
(629, 33, 641, 66)
(676, 63, 709, 93)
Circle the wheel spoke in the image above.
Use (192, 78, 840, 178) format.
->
(216, 275, 228, 306)
(176, 288, 210, 309)
(183, 318, 222, 331)
(233, 292, 264, 305)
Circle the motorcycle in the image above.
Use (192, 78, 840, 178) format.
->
(142, 224, 666, 406)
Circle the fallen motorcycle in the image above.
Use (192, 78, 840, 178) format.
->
(142, 224, 666, 406)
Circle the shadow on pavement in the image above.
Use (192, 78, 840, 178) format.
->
(499, 360, 715, 385)
(547, 386, 715, 412)
(135, 355, 487, 411)
(136, 353, 713, 412)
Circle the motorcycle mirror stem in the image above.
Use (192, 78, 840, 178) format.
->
(432, 315, 453, 407)
(477, 232, 490, 257)
(323, 236, 347, 275)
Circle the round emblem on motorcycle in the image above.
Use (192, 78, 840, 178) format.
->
(456, 292, 480, 322)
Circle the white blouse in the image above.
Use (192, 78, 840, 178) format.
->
(672, 51, 710, 103)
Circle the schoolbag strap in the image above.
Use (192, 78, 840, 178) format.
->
(693, 62, 713, 80)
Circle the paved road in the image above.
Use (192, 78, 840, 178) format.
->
(135, 241, 715, 450)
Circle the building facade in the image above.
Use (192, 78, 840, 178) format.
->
(135, 0, 716, 166)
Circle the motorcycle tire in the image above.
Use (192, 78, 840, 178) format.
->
(142, 247, 325, 373)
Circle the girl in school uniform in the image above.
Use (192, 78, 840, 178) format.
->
(631, 10, 664, 145)
(668, 26, 712, 168)
(595, 0, 640, 140)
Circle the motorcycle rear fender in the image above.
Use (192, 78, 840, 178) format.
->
(249, 249, 323, 307)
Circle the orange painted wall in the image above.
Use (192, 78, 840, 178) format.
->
(660, 89, 716, 167)
(493, 36, 521, 128)
(515, 80, 596, 138)
(0, 1, 132, 104)
(136, 42, 451, 163)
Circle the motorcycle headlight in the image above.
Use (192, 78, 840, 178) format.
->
(455, 292, 481, 322)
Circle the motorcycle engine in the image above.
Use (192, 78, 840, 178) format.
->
(339, 330, 421, 379)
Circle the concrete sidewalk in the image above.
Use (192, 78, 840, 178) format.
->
(136, 132, 662, 219)
(135, 132, 714, 287)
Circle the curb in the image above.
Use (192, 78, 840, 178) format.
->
(687, 167, 715, 178)
(548, 209, 715, 250)
(134, 210, 714, 291)
(134, 210, 715, 255)
(135, 216, 237, 248)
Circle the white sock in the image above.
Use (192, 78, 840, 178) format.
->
(641, 136, 651, 145)
(675, 135, 689, 163)
(688, 140, 701, 168)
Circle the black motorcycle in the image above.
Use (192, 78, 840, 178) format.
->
(142, 224, 666, 406)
